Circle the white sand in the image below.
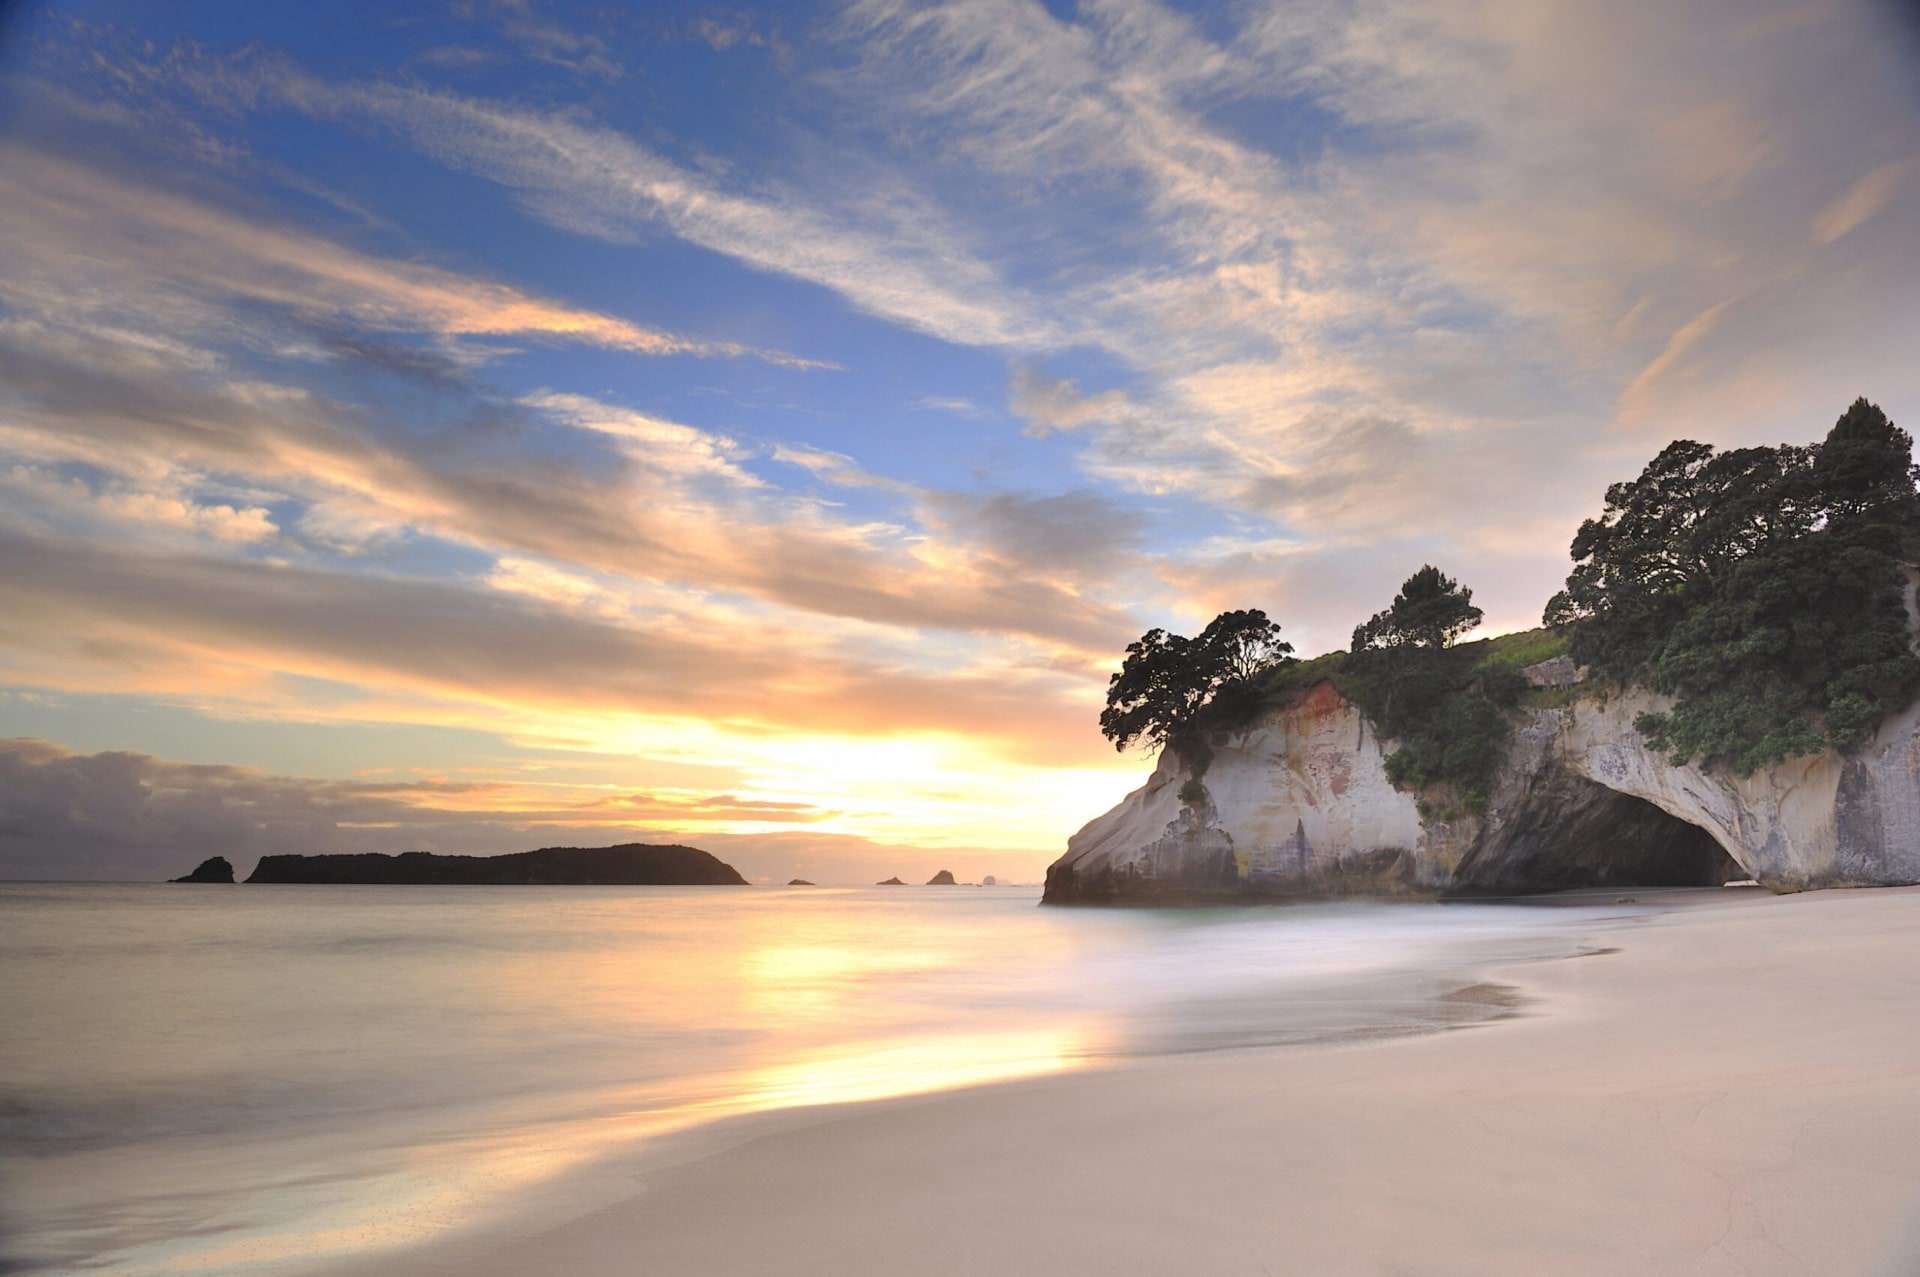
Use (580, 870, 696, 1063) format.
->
(386, 888, 1920, 1276)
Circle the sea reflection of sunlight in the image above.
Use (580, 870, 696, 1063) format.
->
(738, 1029, 1089, 1111)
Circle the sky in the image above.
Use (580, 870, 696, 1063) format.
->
(1, 0, 1917, 884)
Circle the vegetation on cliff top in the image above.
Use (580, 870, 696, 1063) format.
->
(1098, 609, 1293, 756)
(1098, 397, 1920, 800)
(1545, 397, 1920, 775)
(1339, 567, 1518, 811)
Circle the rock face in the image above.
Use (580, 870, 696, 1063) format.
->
(1045, 679, 1920, 904)
(170, 856, 235, 883)
(925, 869, 958, 885)
(246, 844, 747, 885)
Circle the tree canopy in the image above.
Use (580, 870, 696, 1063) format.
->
(1545, 397, 1920, 774)
(1099, 609, 1293, 754)
(1090, 397, 1920, 802)
(1344, 567, 1513, 810)
(1351, 565, 1483, 653)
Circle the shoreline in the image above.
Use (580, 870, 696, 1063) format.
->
(349, 885, 1920, 1277)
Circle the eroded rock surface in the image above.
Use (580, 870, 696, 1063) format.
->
(1045, 680, 1920, 903)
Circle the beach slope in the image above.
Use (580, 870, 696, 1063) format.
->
(406, 888, 1920, 1276)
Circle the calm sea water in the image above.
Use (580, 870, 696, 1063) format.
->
(0, 883, 1639, 1275)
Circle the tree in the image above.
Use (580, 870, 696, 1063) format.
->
(1343, 568, 1508, 809)
(1202, 608, 1294, 681)
(1810, 397, 1920, 534)
(1351, 565, 1483, 653)
(1099, 610, 1293, 753)
(1544, 398, 1920, 774)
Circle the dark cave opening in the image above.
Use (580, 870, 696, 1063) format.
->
(1454, 778, 1744, 894)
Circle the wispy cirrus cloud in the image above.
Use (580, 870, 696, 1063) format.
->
(0, 142, 819, 367)
(226, 66, 1059, 350)
(0, 224, 1141, 654)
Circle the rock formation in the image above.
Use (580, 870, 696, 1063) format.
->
(170, 856, 235, 883)
(877, 876, 907, 885)
(788, 878, 815, 886)
(1045, 672, 1920, 904)
(246, 844, 747, 885)
(925, 869, 958, 885)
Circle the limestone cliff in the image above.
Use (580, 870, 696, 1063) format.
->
(1044, 676, 1920, 903)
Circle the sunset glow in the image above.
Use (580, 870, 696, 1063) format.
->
(2, 0, 1916, 884)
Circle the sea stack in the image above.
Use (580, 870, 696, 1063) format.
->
(876, 876, 907, 885)
(925, 869, 958, 885)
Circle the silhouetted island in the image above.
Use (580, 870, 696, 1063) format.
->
(246, 844, 747, 885)
(876, 876, 907, 885)
(925, 869, 957, 885)
(170, 856, 235, 883)
(787, 878, 815, 886)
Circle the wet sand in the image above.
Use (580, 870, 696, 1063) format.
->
(381, 887, 1920, 1276)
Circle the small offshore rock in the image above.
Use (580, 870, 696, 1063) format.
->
(925, 869, 958, 885)
(787, 878, 815, 886)
(876, 876, 907, 885)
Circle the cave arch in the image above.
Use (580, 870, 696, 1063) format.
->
(1452, 774, 1744, 894)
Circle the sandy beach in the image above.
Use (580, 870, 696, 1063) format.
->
(370, 887, 1920, 1277)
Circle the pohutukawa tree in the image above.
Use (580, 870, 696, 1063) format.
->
(1099, 609, 1293, 754)
(1545, 396, 1920, 775)
(1351, 565, 1483, 653)
(1345, 566, 1513, 809)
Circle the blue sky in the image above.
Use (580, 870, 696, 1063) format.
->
(2, 0, 1917, 882)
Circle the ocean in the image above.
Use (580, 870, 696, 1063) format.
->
(0, 882, 1643, 1274)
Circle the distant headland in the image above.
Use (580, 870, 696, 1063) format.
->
(171, 856, 236, 883)
(239, 844, 747, 886)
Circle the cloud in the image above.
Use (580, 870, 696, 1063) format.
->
(0, 737, 1065, 884)
(1812, 158, 1916, 245)
(238, 69, 1055, 350)
(0, 288, 1139, 651)
(524, 390, 766, 485)
(1007, 366, 1133, 438)
(912, 395, 992, 420)
(3, 2, 1914, 879)
(924, 488, 1148, 579)
(0, 525, 1117, 764)
(838, 0, 1920, 520)
(1, 463, 279, 547)
(0, 737, 844, 881)
(116, 7, 1915, 585)
(696, 17, 769, 52)
(0, 142, 813, 366)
